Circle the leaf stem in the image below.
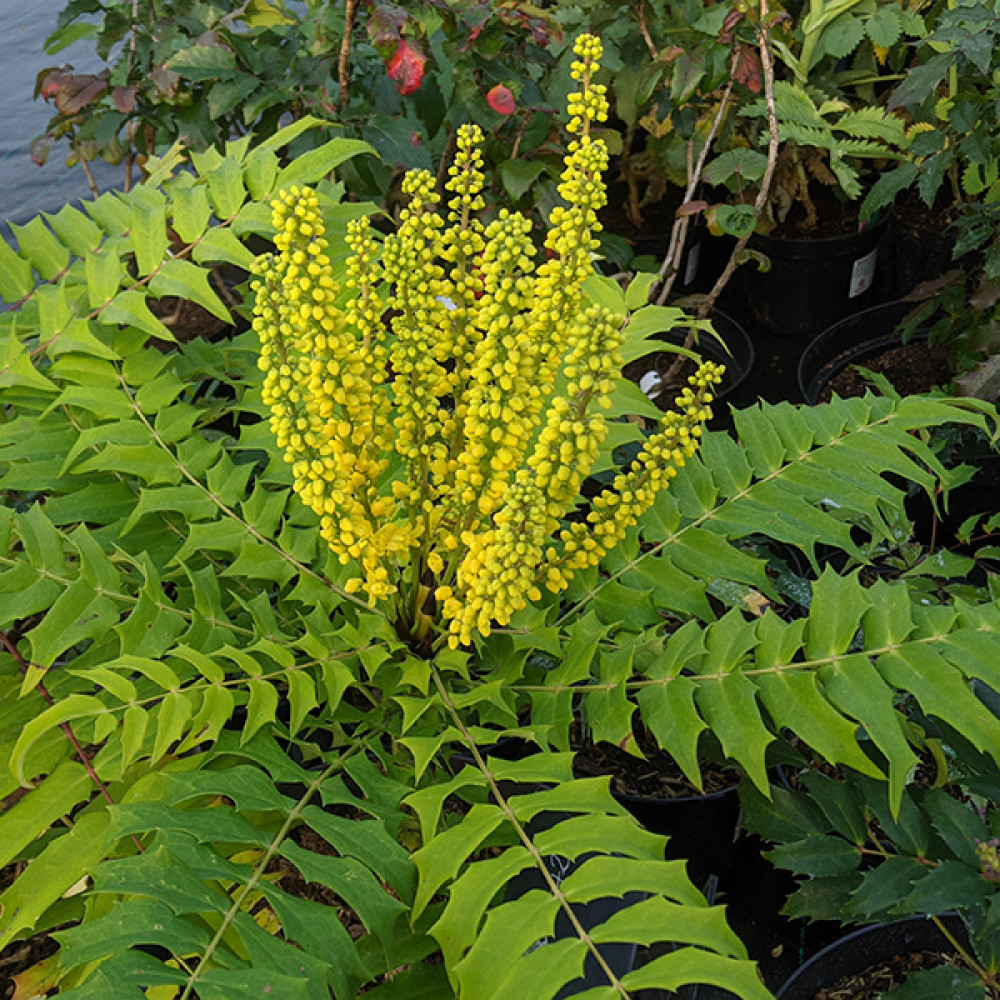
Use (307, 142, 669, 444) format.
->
(431, 666, 630, 998)
(176, 747, 362, 1000)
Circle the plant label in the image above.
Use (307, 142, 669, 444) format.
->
(684, 241, 701, 286)
(849, 247, 879, 298)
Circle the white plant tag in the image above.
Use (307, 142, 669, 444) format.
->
(849, 247, 878, 298)
(639, 370, 661, 397)
(684, 241, 701, 286)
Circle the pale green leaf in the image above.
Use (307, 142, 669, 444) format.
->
(274, 139, 377, 191)
(0, 240, 36, 302)
(100, 287, 174, 340)
(84, 244, 126, 309)
(129, 187, 170, 278)
(170, 183, 213, 245)
(206, 156, 248, 220)
(0, 762, 93, 869)
(0, 813, 110, 950)
(44, 204, 104, 257)
(10, 216, 70, 280)
(192, 226, 258, 269)
(149, 257, 231, 322)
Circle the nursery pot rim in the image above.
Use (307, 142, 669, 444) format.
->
(612, 777, 740, 808)
(796, 298, 928, 405)
(774, 912, 966, 1000)
(647, 307, 755, 405)
(749, 210, 890, 257)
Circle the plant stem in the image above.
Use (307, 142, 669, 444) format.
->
(338, 0, 359, 111)
(653, 71, 735, 306)
(431, 667, 630, 999)
(127, 0, 141, 81)
(636, 0, 658, 59)
(75, 139, 101, 199)
(930, 914, 990, 982)
(696, 0, 780, 320)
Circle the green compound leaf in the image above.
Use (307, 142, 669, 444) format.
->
(888, 963, 985, 1000)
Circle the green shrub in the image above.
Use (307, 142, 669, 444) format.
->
(2, 30, 1000, 1000)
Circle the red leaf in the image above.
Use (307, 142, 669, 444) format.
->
(36, 70, 110, 116)
(733, 44, 762, 93)
(487, 84, 516, 115)
(112, 86, 137, 114)
(676, 200, 709, 218)
(386, 39, 426, 96)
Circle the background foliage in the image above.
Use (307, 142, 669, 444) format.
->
(3, 52, 1000, 1000)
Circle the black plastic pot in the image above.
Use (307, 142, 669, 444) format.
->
(632, 309, 756, 420)
(775, 914, 969, 1000)
(631, 227, 738, 296)
(631, 233, 703, 292)
(797, 300, 935, 405)
(506, 809, 645, 998)
(908, 452, 1000, 547)
(616, 783, 741, 891)
(742, 213, 890, 343)
(704, 310, 756, 410)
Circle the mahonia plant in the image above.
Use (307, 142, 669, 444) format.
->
(252, 33, 723, 651)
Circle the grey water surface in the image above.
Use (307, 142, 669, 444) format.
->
(0, 0, 120, 242)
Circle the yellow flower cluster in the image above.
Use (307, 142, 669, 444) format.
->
(553, 362, 724, 591)
(252, 33, 722, 647)
(251, 187, 402, 600)
(443, 307, 624, 646)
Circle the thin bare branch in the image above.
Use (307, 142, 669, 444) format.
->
(696, 1, 779, 320)
(636, 1, 658, 60)
(339, 0, 359, 112)
(654, 72, 735, 306)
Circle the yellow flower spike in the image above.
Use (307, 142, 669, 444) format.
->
(253, 32, 720, 645)
(549, 361, 724, 583)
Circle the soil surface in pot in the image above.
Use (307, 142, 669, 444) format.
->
(819, 340, 950, 403)
(806, 948, 979, 1000)
(758, 183, 872, 240)
(571, 723, 739, 799)
(599, 183, 682, 241)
